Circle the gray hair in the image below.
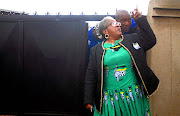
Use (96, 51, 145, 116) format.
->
(96, 16, 115, 39)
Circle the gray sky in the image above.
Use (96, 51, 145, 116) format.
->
(1, 0, 151, 15)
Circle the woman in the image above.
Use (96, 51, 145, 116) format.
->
(84, 10, 159, 116)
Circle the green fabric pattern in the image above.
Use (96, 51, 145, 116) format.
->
(93, 40, 151, 116)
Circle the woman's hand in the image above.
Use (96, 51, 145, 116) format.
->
(132, 8, 142, 20)
(85, 104, 93, 111)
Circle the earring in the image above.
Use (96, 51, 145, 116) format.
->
(105, 34, 109, 39)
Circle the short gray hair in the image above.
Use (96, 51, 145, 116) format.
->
(96, 16, 115, 38)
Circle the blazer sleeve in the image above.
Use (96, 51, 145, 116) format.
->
(84, 47, 97, 105)
(135, 16, 157, 51)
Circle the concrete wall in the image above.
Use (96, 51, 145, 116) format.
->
(147, 0, 180, 116)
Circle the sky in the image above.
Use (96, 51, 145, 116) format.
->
(1, 0, 151, 27)
(1, 0, 151, 15)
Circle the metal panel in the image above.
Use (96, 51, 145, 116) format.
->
(0, 15, 88, 115)
(0, 21, 24, 112)
(23, 21, 87, 113)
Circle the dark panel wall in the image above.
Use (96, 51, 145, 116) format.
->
(0, 22, 23, 112)
(0, 16, 88, 115)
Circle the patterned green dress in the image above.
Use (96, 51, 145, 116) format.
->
(93, 39, 151, 116)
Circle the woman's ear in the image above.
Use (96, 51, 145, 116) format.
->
(102, 29, 107, 34)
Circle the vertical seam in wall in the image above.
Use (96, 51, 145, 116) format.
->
(170, 21, 173, 101)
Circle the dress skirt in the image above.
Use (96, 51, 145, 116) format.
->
(93, 84, 151, 116)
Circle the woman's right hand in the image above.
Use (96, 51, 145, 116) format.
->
(85, 104, 93, 110)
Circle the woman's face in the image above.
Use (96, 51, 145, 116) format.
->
(104, 19, 122, 39)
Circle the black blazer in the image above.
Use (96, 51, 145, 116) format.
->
(84, 16, 159, 113)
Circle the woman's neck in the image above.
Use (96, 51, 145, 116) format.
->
(105, 37, 121, 44)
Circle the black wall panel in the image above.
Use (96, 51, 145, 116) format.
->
(0, 16, 88, 115)
(0, 22, 23, 112)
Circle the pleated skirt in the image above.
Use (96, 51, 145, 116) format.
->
(93, 84, 151, 116)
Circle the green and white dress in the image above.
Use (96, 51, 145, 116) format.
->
(93, 39, 151, 116)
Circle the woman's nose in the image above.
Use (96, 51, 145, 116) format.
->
(116, 25, 121, 27)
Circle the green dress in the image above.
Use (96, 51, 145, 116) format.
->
(93, 39, 151, 116)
